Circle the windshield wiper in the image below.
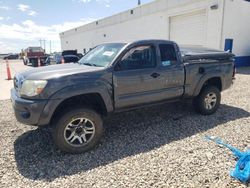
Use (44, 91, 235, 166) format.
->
(83, 63, 93, 66)
(83, 63, 102, 67)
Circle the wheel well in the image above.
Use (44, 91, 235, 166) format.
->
(51, 93, 107, 124)
(203, 77, 222, 91)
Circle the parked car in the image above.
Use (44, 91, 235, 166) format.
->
(54, 51, 80, 64)
(62, 50, 77, 56)
(77, 53, 84, 59)
(3, 54, 19, 60)
(45, 55, 57, 65)
(54, 53, 63, 64)
(63, 55, 79, 63)
(11, 40, 235, 153)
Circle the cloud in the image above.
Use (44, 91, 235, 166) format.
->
(0, 19, 94, 41)
(72, 0, 111, 8)
(17, 4, 38, 16)
(22, 20, 35, 26)
(0, 18, 96, 52)
(0, 41, 18, 53)
(73, 0, 110, 4)
(78, 0, 91, 2)
(28, 10, 37, 16)
(0, 5, 10, 10)
(17, 4, 30, 12)
(0, 16, 11, 21)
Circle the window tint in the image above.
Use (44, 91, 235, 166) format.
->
(119, 46, 156, 70)
(159, 44, 177, 66)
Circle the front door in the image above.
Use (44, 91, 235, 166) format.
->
(113, 45, 162, 109)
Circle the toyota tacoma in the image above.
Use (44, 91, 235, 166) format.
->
(11, 40, 235, 153)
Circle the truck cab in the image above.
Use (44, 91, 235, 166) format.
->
(112, 40, 185, 109)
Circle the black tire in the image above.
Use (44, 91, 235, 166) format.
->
(53, 107, 103, 154)
(193, 86, 221, 115)
(23, 59, 27, 65)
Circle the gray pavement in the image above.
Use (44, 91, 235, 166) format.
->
(0, 59, 32, 100)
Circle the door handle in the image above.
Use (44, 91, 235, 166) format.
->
(150, 72, 160, 78)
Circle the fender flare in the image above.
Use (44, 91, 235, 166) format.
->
(193, 73, 223, 96)
(50, 84, 113, 113)
(38, 84, 113, 125)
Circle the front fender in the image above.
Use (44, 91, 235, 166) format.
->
(51, 83, 113, 112)
(38, 82, 113, 126)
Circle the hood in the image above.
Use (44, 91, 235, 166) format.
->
(17, 63, 104, 80)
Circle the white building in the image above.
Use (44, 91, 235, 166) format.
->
(60, 0, 250, 66)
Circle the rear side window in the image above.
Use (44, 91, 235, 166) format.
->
(159, 44, 177, 66)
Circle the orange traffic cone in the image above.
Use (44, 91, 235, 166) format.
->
(6, 60, 12, 80)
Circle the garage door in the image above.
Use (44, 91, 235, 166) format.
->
(170, 10, 206, 46)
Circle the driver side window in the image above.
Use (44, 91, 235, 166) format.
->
(117, 45, 156, 71)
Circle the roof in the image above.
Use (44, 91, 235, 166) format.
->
(60, 0, 172, 36)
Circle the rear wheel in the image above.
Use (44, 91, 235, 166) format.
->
(23, 59, 28, 65)
(53, 107, 103, 153)
(193, 86, 221, 115)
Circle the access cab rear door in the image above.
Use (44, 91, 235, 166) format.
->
(112, 41, 185, 109)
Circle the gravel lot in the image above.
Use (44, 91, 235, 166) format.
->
(0, 68, 250, 188)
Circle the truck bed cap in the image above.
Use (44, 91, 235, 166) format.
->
(180, 46, 234, 60)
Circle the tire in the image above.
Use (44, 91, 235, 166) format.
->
(23, 59, 27, 65)
(53, 107, 103, 153)
(193, 86, 221, 115)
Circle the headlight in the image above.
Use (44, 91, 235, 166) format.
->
(20, 80, 47, 97)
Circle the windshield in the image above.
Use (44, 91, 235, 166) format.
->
(78, 43, 126, 67)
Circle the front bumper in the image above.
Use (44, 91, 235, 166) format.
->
(11, 88, 48, 126)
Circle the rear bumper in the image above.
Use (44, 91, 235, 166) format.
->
(11, 89, 48, 126)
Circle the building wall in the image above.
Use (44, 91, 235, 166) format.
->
(60, 0, 227, 54)
(222, 0, 250, 66)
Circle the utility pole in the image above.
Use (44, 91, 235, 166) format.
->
(39, 39, 42, 48)
(50, 40, 52, 54)
(43, 39, 46, 53)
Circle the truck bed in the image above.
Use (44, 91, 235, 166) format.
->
(180, 46, 234, 61)
(180, 46, 234, 98)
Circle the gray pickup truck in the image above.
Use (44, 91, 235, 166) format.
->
(11, 40, 235, 153)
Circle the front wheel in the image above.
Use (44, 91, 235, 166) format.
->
(53, 107, 103, 153)
(193, 86, 221, 115)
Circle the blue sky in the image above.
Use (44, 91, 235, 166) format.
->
(0, 0, 153, 53)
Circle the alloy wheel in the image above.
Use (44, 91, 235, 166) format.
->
(64, 118, 95, 147)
